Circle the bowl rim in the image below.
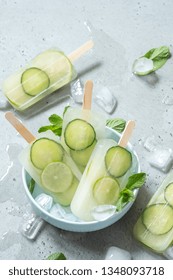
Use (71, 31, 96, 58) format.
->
(22, 127, 141, 228)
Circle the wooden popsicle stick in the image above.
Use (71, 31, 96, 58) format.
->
(118, 120, 135, 148)
(82, 80, 93, 110)
(5, 111, 36, 144)
(68, 40, 94, 63)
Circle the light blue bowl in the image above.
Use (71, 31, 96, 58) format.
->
(22, 127, 140, 232)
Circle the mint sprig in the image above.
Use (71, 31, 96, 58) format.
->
(38, 114, 63, 136)
(116, 172, 146, 211)
(38, 107, 71, 136)
(133, 46, 171, 76)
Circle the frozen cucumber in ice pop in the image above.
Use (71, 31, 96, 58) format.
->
(5, 111, 82, 206)
(71, 138, 134, 221)
(133, 172, 173, 253)
(70, 121, 135, 221)
(3, 41, 93, 111)
(19, 132, 82, 205)
(61, 81, 106, 172)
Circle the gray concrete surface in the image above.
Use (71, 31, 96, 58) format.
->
(0, 0, 173, 259)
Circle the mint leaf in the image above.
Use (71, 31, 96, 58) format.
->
(133, 46, 171, 76)
(46, 252, 66, 260)
(116, 172, 146, 211)
(144, 46, 171, 61)
(52, 127, 62, 136)
(106, 118, 126, 133)
(144, 46, 171, 72)
(63, 105, 70, 116)
(49, 114, 63, 125)
(38, 125, 53, 133)
(29, 178, 35, 194)
(126, 172, 146, 191)
(38, 114, 63, 136)
(116, 189, 134, 212)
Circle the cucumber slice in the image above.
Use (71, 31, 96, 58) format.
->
(105, 146, 132, 178)
(142, 203, 173, 235)
(41, 162, 73, 193)
(54, 177, 79, 206)
(70, 140, 97, 167)
(3, 50, 75, 111)
(33, 50, 74, 87)
(64, 119, 96, 150)
(30, 138, 64, 170)
(164, 183, 173, 207)
(93, 176, 120, 205)
(21, 67, 50, 96)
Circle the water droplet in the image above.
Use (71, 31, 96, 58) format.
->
(162, 95, 173, 105)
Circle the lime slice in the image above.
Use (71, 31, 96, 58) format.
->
(30, 138, 64, 170)
(41, 162, 73, 193)
(54, 177, 79, 206)
(93, 176, 120, 205)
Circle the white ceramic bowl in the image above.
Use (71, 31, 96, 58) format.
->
(22, 127, 140, 232)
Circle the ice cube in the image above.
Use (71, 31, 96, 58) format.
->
(163, 246, 173, 260)
(35, 193, 53, 211)
(162, 95, 173, 105)
(143, 136, 158, 152)
(105, 246, 132, 260)
(148, 148, 173, 172)
(94, 86, 117, 114)
(20, 193, 53, 240)
(132, 57, 154, 75)
(50, 204, 79, 222)
(70, 79, 83, 103)
(21, 213, 44, 240)
(91, 205, 116, 221)
(50, 204, 67, 219)
(64, 213, 79, 222)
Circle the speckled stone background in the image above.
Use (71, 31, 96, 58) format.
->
(0, 0, 173, 260)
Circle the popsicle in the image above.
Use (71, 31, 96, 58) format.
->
(5, 112, 82, 206)
(61, 80, 106, 172)
(71, 121, 136, 221)
(3, 40, 93, 111)
(133, 171, 173, 253)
